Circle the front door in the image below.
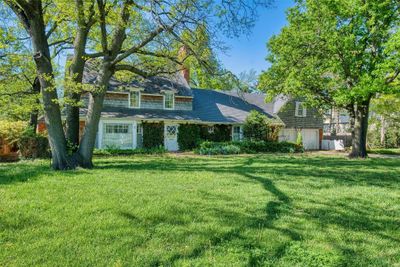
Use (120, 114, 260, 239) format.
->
(164, 124, 179, 151)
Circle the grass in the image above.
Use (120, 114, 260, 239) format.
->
(1, 154, 400, 266)
(368, 148, 400, 155)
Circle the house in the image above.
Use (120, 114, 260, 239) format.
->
(38, 62, 323, 151)
(322, 107, 352, 149)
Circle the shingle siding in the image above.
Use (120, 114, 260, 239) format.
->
(141, 99, 164, 109)
(175, 100, 192, 111)
(278, 100, 323, 129)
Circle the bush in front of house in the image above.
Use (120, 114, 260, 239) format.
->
(196, 141, 241, 155)
(238, 140, 304, 153)
(93, 146, 166, 156)
(177, 124, 201, 150)
(196, 140, 304, 155)
(142, 122, 164, 148)
(243, 110, 269, 141)
(18, 128, 50, 159)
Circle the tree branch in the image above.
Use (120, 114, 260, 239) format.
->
(111, 26, 165, 65)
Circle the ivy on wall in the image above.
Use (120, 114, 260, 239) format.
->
(142, 122, 164, 148)
(177, 124, 201, 150)
(200, 125, 231, 142)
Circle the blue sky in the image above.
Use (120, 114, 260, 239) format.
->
(219, 0, 294, 75)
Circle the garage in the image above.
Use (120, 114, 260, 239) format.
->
(279, 128, 320, 150)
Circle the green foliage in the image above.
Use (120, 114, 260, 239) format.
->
(368, 94, 400, 148)
(296, 131, 303, 146)
(243, 110, 269, 141)
(18, 128, 49, 159)
(0, 7, 41, 120)
(259, 0, 400, 108)
(196, 140, 304, 155)
(200, 125, 232, 142)
(142, 123, 164, 149)
(197, 141, 241, 155)
(177, 124, 201, 151)
(93, 147, 166, 156)
(0, 120, 26, 145)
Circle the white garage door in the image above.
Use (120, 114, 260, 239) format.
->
(279, 128, 319, 150)
(279, 128, 297, 143)
(301, 129, 319, 150)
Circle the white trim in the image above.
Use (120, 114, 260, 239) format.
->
(99, 119, 137, 149)
(231, 125, 243, 141)
(163, 92, 175, 110)
(129, 91, 141, 109)
(295, 101, 307, 117)
(106, 91, 130, 95)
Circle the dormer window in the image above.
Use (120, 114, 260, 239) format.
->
(164, 92, 174, 110)
(130, 91, 140, 108)
(295, 101, 307, 117)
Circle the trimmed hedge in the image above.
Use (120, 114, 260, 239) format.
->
(93, 147, 166, 156)
(178, 124, 201, 151)
(142, 122, 164, 149)
(196, 140, 304, 155)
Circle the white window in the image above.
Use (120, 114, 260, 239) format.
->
(105, 124, 129, 134)
(166, 125, 177, 137)
(130, 91, 140, 108)
(295, 102, 307, 117)
(164, 93, 174, 109)
(207, 126, 214, 134)
(102, 123, 133, 149)
(232, 126, 243, 141)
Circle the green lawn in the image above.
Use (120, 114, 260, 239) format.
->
(1, 154, 400, 266)
(368, 148, 400, 156)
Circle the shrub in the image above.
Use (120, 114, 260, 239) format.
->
(18, 128, 50, 159)
(243, 110, 269, 141)
(142, 122, 164, 148)
(296, 130, 303, 146)
(0, 120, 26, 147)
(93, 147, 166, 156)
(178, 124, 201, 150)
(197, 141, 241, 155)
(196, 140, 303, 155)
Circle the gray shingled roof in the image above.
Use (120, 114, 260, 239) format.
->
(191, 89, 281, 123)
(82, 60, 192, 97)
(77, 89, 282, 124)
(80, 60, 283, 124)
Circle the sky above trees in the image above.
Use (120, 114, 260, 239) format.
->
(219, 0, 294, 75)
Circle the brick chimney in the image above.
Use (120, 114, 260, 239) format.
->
(178, 46, 190, 84)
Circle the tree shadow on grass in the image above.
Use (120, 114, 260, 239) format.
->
(0, 161, 51, 185)
(102, 155, 400, 265)
(95, 155, 400, 189)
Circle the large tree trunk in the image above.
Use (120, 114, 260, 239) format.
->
(12, 1, 72, 170)
(349, 99, 370, 158)
(77, 64, 112, 168)
(29, 77, 40, 133)
(65, 27, 90, 148)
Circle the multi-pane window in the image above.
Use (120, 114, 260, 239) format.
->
(166, 125, 177, 136)
(130, 91, 140, 108)
(105, 124, 129, 134)
(164, 93, 174, 109)
(295, 102, 307, 117)
(232, 126, 242, 141)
